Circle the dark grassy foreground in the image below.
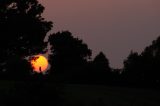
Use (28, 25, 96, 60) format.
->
(0, 81, 160, 106)
(61, 84, 160, 106)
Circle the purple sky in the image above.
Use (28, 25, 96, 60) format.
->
(39, 0, 160, 68)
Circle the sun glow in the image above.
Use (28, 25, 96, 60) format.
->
(30, 55, 49, 73)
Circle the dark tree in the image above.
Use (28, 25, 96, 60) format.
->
(93, 52, 111, 71)
(4, 56, 32, 79)
(140, 36, 160, 85)
(123, 51, 143, 85)
(122, 36, 160, 87)
(48, 31, 92, 82)
(91, 52, 112, 84)
(0, 0, 53, 77)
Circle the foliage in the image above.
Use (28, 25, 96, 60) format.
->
(49, 31, 92, 71)
(93, 52, 111, 71)
(123, 36, 160, 86)
(48, 31, 92, 82)
(90, 52, 113, 84)
(0, 0, 52, 78)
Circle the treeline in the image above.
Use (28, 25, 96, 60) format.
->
(47, 31, 160, 88)
(0, 0, 160, 89)
(122, 37, 160, 88)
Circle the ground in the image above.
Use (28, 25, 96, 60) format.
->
(0, 81, 160, 106)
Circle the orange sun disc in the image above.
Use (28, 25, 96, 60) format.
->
(30, 55, 49, 73)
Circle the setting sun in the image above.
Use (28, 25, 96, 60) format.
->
(30, 55, 49, 73)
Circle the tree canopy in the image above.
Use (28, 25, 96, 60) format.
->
(0, 0, 52, 78)
(123, 36, 160, 86)
(93, 52, 111, 71)
(1, 0, 160, 88)
(49, 31, 92, 71)
(48, 31, 92, 82)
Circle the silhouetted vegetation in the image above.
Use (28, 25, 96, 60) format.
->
(0, 0, 59, 106)
(0, 0, 52, 78)
(122, 36, 160, 88)
(1, 0, 160, 88)
(48, 31, 92, 83)
(0, 0, 160, 106)
(86, 52, 113, 84)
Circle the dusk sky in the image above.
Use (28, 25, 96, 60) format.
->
(39, 0, 160, 68)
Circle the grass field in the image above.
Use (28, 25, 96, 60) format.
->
(58, 84, 160, 106)
(0, 81, 160, 106)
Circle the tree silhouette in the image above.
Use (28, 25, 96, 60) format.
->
(123, 51, 143, 85)
(140, 36, 160, 86)
(123, 36, 160, 87)
(91, 52, 112, 84)
(0, 0, 53, 77)
(4, 56, 32, 80)
(93, 52, 111, 71)
(48, 31, 92, 82)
